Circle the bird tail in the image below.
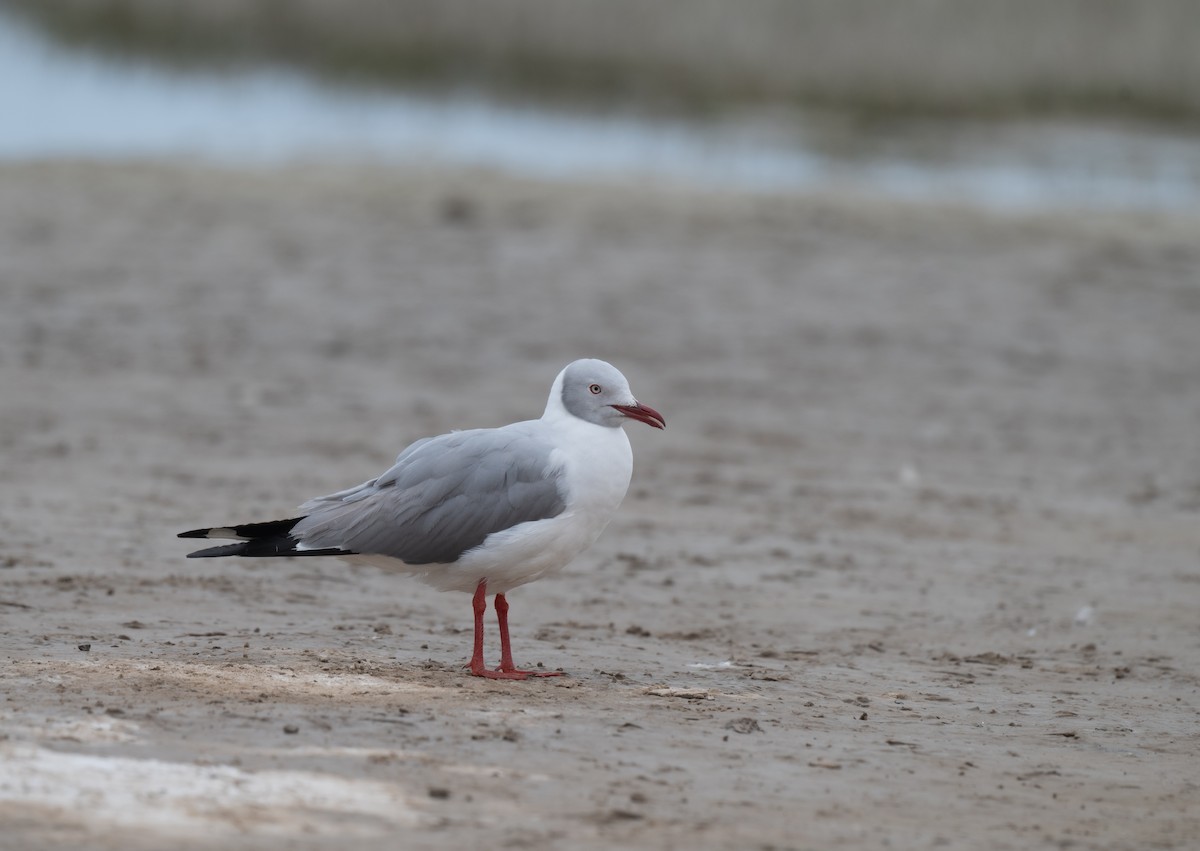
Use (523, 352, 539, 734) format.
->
(178, 517, 355, 559)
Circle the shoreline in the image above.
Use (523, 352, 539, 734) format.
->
(8, 0, 1200, 124)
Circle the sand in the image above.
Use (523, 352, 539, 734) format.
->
(1, 161, 1198, 850)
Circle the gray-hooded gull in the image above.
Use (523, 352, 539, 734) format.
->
(179, 358, 664, 680)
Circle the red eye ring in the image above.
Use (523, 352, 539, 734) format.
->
(589, 384, 602, 395)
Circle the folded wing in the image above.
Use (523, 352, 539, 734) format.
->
(291, 426, 567, 565)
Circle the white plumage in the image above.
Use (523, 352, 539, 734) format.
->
(180, 358, 664, 679)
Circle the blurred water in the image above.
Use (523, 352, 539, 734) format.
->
(3, 10, 1199, 212)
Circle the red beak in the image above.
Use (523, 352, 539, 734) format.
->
(611, 402, 666, 430)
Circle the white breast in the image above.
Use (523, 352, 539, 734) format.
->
(354, 416, 634, 595)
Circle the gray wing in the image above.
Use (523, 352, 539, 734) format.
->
(290, 425, 566, 564)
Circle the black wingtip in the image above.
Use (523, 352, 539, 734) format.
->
(185, 542, 249, 558)
(184, 538, 357, 559)
(178, 518, 304, 541)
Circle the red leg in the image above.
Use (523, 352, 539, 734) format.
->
(468, 579, 489, 677)
(465, 581, 558, 680)
(495, 592, 561, 678)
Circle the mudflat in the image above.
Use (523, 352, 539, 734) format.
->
(1, 162, 1198, 850)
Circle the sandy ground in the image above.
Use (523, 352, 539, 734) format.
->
(1, 161, 1198, 850)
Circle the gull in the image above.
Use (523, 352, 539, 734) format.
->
(179, 358, 664, 680)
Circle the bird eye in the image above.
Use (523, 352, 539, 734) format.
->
(589, 384, 602, 395)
